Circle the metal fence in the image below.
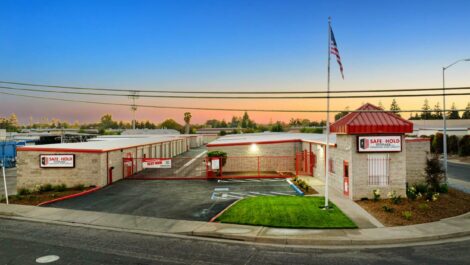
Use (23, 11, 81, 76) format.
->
(124, 155, 299, 180)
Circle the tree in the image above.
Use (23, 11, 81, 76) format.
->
(183, 112, 192, 134)
(378, 101, 384, 109)
(390, 99, 401, 116)
(447, 103, 460, 119)
(448, 135, 459, 154)
(159, 119, 183, 132)
(432, 133, 444, 154)
(270, 121, 284, 132)
(462, 103, 470, 119)
(433, 102, 443, 119)
(420, 99, 432, 120)
(100, 114, 118, 130)
(335, 106, 349, 121)
(425, 155, 444, 192)
(459, 135, 470, 156)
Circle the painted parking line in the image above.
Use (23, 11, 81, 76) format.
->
(174, 150, 207, 174)
(211, 191, 296, 200)
(217, 178, 286, 183)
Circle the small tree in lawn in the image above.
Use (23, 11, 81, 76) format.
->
(425, 154, 444, 192)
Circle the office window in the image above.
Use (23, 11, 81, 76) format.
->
(368, 154, 390, 186)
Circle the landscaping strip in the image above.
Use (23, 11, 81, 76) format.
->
(37, 186, 102, 206)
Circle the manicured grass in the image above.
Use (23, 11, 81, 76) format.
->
(216, 196, 357, 229)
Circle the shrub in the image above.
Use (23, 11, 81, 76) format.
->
(72, 184, 85, 190)
(406, 186, 418, 201)
(432, 133, 444, 154)
(425, 155, 444, 192)
(388, 190, 402, 205)
(425, 191, 440, 202)
(418, 203, 430, 210)
(415, 183, 428, 194)
(382, 205, 394, 213)
(53, 184, 67, 192)
(438, 183, 448, 194)
(372, 189, 381, 202)
(18, 188, 31, 196)
(448, 135, 459, 155)
(402, 211, 413, 220)
(38, 184, 53, 193)
(459, 135, 470, 156)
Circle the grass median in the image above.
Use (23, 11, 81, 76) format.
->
(215, 196, 357, 229)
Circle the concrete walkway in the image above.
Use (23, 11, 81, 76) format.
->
(299, 176, 383, 229)
(0, 203, 469, 246)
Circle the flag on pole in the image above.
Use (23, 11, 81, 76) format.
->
(329, 26, 344, 79)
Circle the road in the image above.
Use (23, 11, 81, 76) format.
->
(447, 161, 470, 182)
(0, 218, 469, 265)
(447, 161, 470, 193)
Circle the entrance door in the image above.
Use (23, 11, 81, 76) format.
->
(343, 160, 349, 196)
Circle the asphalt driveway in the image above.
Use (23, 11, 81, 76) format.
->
(45, 178, 297, 221)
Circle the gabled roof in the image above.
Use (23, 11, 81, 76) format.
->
(330, 103, 413, 134)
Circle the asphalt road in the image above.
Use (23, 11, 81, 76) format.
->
(447, 161, 470, 182)
(1, 218, 469, 265)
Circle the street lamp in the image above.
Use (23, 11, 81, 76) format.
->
(442, 58, 470, 182)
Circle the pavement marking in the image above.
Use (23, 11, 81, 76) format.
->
(36, 255, 60, 263)
(174, 150, 207, 174)
(217, 178, 286, 183)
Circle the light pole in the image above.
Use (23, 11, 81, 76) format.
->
(442, 58, 470, 182)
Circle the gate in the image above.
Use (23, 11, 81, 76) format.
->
(295, 151, 315, 176)
(124, 155, 299, 180)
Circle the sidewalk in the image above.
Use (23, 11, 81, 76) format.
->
(1, 203, 469, 246)
(299, 176, 383, 229)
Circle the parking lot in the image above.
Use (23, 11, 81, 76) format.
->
(45, 178, 297, 221)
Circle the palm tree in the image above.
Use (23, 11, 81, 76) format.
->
(184, 112, 192, 134)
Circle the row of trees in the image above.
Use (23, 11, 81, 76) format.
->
(410, 100, 470, 120)
(429, 133, 470, 157)
(0, 114, 19, 132)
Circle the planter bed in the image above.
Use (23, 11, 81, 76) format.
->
(1, 186, 93, 206)
(356, 188, 470, 226)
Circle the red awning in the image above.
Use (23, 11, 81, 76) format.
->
(330, 103, 413, 134)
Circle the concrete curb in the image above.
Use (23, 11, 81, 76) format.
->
(0, 204, 469, 247)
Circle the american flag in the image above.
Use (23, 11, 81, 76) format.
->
(330, 26, 344, 79)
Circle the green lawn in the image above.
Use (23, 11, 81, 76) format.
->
(216, 196, 357, 229)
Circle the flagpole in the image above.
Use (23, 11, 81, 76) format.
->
(325, 17, 331, 209)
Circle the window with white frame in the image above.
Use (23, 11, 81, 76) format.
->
(367, 154, 390, 186)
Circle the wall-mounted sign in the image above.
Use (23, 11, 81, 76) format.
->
(357, 136, 402, 153)
(40, 154, 75, 168)
(211, 159, 220, 170)
(142, 158, 171, 169)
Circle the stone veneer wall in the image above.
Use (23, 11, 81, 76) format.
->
(350, 135, 407, 200)
(405, 139, 430, 185)
(17, 151, 105, 189)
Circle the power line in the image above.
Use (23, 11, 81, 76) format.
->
(0, 90, 466, 113)
(1, 80, 469, 95)
(1, 85, 470, 99)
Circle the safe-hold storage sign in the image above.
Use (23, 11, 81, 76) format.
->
(40, 154, 75, 168)
(142, 158, 172, 169)
(357, 136, 402, 152)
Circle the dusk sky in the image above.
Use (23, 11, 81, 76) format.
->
(0, 0, 469, 125)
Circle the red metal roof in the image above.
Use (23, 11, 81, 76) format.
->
(330, 103, 413, 134)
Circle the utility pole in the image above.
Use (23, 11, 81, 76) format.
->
(442, 58, 470, 182)
(128, 91, 139, 130)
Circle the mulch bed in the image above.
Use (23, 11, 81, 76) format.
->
(1, 188, 91, 206)
(356, 188, 470, 226)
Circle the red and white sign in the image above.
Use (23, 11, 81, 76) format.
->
(358, 136, 402, 152)
(142, 158, 171, 169)
(40, 154, 75, 168)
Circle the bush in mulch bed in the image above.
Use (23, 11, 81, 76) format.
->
(357, 188, 470, 226)
(291, 177, 318, 195)
(0, 184, 92, 206)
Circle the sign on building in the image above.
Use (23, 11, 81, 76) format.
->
(40, 154, 75, 168)
(142, 158, 171, 169)
(357, 136, 402, 153)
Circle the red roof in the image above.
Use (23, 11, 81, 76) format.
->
(330, 103, 413, 134)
